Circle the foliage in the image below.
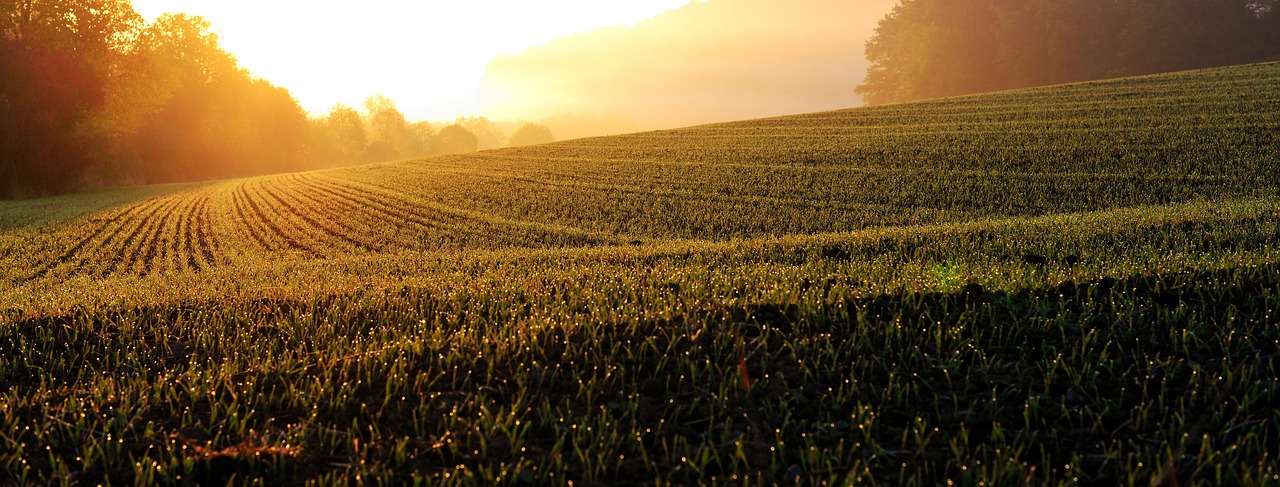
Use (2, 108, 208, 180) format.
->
(507, 122, 555, 147)
(455, 116, 507, 151)
(0, 2, 312, 196)
(858, 0, 1280, 104)
(307, 101, 502, 167)
(0, 63, 1278, 484)
(360, 94, 412, 161)
(431, 124, 479, 155)
(310, 104, 368, 167)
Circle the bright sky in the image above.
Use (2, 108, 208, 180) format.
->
(130, 1, 697, 121)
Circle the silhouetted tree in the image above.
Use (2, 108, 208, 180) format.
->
(455, 116, 506, 150)
(362, 94, 410, 159)
(312, 103, 366, 165)
(405, 121, 437, 158)
(0, 4, 318, 195)
(0, 0, 143, 196)
(127, 14, 308, 182)
(507, 123, 555, 147)
(858, 0, 1280, 105)
(430, 124, 478, 155)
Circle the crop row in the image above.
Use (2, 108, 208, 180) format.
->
(3, 190, 220, 281)
(2, 195, 1278, 484)
(1, 170, 627, 281)
(1, 63, 1271, 282)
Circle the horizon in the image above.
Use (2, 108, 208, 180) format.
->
(129, 0, 699, 122)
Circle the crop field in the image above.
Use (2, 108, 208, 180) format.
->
(1, 62, 1279, 485)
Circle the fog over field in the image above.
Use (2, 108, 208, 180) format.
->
(483, 0, 896, 139)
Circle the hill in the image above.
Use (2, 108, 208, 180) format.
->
(1, 63, 1279, 484)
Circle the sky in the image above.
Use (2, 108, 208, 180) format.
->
(483, 0, 895, 138)
(129, 0, 698, 121)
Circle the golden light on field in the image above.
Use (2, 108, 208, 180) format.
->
(130, 0, 696, 121)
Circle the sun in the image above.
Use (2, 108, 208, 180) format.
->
(128, 1, 697, 121)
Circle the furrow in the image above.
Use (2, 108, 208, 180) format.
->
(306, 176, 511, 246)
(256, 176, 376, 253)
(175, 193, 203, 273)
(90, 196, 179, 278)
(308, 175, 539, 250)
(293, 173, 455, 251)
(305, 176, 459, 234)
(120, 197, 184, 277)
(316, 175, 611, 249)
(230, 183, 279, 253)
(22, 197, 162, 281)
(285, 175, 401, 252)
(195, 195, 223, 266)
(239, 180, 318, 256)
(152, 194, 192, 275)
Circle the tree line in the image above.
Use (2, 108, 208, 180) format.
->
(310, 96, 553, 168)
(0, 1, 554, 198)
(857, 0, 1280, 105)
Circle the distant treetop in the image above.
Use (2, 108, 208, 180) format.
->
(508, 123, 556, 147)
(857, 0, 1280, 105)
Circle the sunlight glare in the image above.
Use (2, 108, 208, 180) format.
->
(129, 0, 698, 121)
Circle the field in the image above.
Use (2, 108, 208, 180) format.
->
(1, 62, 1279, 485)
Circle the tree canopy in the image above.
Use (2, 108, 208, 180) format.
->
(508, 123, 555, 147)
(0, 2, 503, 197)
(431, 124, 478, 155)
(857, 0, 1280, 105)
(0, 1, 316, 195)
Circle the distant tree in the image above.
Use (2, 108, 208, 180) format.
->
(507, 123, 555, 147)
(405, 121, 437, 158)
(126, 14, 309, 182)
(360, 140, 398, 163)
(430, 124, 478, 155)
(455, 116, 506, 150)
(318, 103, 367, 165)
(362, 94, 411, 160)
(235, 77, 310, 174)
(305, 100, 438, 166)
(858, 0, 1280, 105)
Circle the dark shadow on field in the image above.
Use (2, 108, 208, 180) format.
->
(720, 264, 1280, 484)
(2, 261, 1278, 484)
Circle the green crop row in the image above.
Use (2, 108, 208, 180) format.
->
(0, 62, 1278, 485)
(2, 197, 1279, 485)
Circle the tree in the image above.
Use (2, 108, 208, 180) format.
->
(456, 116, 506, 150)
(430, 124, 478, 155)
(0, 3, 328, 195)
(857, 0, 1280, 105)
(0, 38, 104, 195)
(507, 123, 555, 147)
(0, 0, 141, 196)
(405, 121, 436, 158)
(124, 14, 308, 182)
(134, 14, 240, 88)
(361, 94, 411, 161)
(313, 103, 366, 165)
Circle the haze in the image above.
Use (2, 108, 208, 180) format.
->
(484, 0, 897, 137)
(131, 0, 894, 135)
(130, 0, 697, 121)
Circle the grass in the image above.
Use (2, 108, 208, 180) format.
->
(1, 62, 1279, 485)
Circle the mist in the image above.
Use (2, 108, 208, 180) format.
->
(482, 0, 896, 138)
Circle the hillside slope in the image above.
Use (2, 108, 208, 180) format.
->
(1, 63, 1278, 485)
(1, 63, 1277, 289)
